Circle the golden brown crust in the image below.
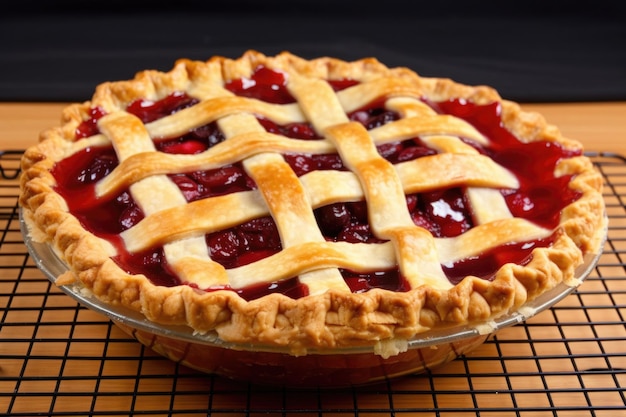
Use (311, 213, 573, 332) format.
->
(19, 50, 605, 353)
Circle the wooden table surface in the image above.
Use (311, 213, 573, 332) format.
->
(1, 101, 625, 416)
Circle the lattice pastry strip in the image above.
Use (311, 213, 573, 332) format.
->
(385, 97, 552, 260)
(217, 112, 349, 294)
(395, 98, 516, 225)
(94, 115, 489, 201)
(244, 152, 350, 294)
(97, 112, 229, 288)
(283, 74, 543, 291)
(323, 120, 450, 289)
(120, 155, 518, 250)
(107, 76, 539, 294)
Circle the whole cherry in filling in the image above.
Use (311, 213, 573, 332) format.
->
(52, 67, 583, 300)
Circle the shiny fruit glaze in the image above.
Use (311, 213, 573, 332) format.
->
(54, 66, 582, 300)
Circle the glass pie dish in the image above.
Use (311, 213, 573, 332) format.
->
(21, 210, 605, 388)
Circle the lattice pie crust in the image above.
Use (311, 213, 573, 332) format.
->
(20, 51, 605, 354)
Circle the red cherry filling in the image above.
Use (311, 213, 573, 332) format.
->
(315, 201, 384, 244)
(75, 106, 107, 139)
(224, 66, 359, 104)
(414, 188, 473, 238)
(169, 163, 255, 201)
(258, 118, 320, 140)
(206, 217, 282, 269)
(114, 247, 180, 288)
(225, 66, 295, 104)
(442, 234, 557, 284)
(52, 67, 584, 300)
(342, 269, 409, 294)
(127, 91, 200, 123)
(51, 146, 142, 238)
(350, 106, 400, 129)
(283, 153, 346, 176)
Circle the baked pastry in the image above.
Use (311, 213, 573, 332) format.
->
(20, 50, 605, 355)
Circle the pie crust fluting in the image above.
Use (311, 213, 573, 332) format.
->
(20, 50, 606, 354)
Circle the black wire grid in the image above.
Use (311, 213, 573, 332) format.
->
(1, 150, 625, 416)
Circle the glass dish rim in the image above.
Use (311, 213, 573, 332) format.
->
(20, 208, 606, 356)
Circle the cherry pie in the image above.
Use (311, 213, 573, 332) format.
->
(20, 51, 605, 354)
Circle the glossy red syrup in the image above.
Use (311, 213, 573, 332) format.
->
(430, 99, 582, 230)
(53, 67, 582, 299)
(442, 235, 556, 284)
(75, 107, 107, 139)
(225, 67, 295, 104)
(127, 91, 200, 123)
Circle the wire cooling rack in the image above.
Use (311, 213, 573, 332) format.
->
(1, 150, 625, 416)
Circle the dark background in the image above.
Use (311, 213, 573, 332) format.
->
(1, 1, 625, 103)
